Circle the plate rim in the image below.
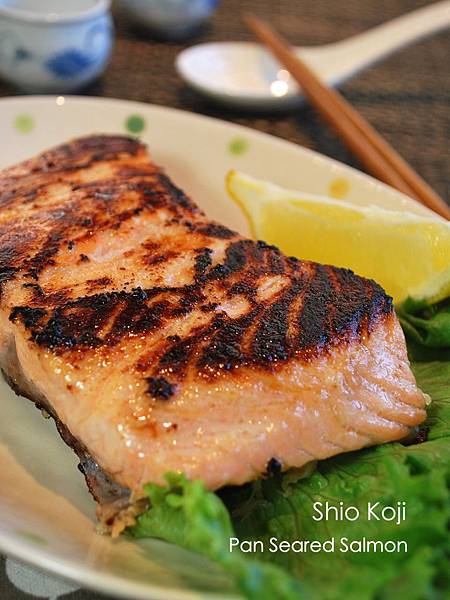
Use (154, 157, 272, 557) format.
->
(1, 531, 237, 600)
(0, 94, 437, 220)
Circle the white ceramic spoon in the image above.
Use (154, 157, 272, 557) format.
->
(176, 0, 450, 109)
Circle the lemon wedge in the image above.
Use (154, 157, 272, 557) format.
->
(226, 170, 450, 304)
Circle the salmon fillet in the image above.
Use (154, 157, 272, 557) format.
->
(0, 136, 427, 528)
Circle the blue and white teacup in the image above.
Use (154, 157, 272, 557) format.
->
(0, 0, 113, 92)
(118, 0, 219, 41)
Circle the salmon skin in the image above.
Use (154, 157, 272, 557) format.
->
(0, 135, 427, 529)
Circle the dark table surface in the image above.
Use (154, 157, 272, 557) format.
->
(0, 0, 448, 199)
(0, 1, 448, 598)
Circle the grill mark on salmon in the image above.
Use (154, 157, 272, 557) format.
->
(0, 135, 427, 531)
(9, 263, 389, 370)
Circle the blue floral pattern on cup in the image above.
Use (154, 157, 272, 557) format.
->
(46, 50, 96, 79)
(46, 21, 112, 80)
(0, 3, 113, 93)
(42, 20, 111, 80)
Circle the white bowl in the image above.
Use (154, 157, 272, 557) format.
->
(0, 0, 113, 93)
(118, 0, 219, 40)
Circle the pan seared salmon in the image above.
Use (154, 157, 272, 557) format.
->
(0, 136, 427, 530)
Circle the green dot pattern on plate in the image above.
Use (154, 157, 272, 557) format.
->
(14, 114, 35, 134)
(125, 114, 146, 134)
(229, 137, 249, 156)
(15, 530, 47, 545)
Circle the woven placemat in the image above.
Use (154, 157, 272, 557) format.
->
(0, 1, 448, 599)
(0, 0, 448, 198)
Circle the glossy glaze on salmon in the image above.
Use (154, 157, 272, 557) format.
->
(0, 136, 427, 530)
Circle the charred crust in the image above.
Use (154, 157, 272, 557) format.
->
(1, 135, 394, 384)
(86, 276, 112, 291)
(297, 265, 333, 350)
(10, 244, 393, 374)
(201, 302, 218, 312)
(196, 223, 235, 239)
(27, 269, 39, 281)
(174, 293, 202, 316)
(21, 231, 61, 277)
(0, 135, 175, 284)
(197, 312, 256, 372)
(267, 251, 285, 275)
(109, 298, 168, 342)
(146, 376, 177, 400)
(157, 173, 197, 212)
(228, 281, 256, 301)
(194, 247, 213, 279)
(257, 240, 278, 252)
(159, 338, 193, 369)
(206, 240, 250, 282)
(331, 269, 392, 336)
(117, 166, 156, 179)
(252, 296, 290, 363)
(167, 334, 181, 343)
(9, 306, 47, 328)
(145, 251, 177, 267)
(33, 135, 142, 174)
(266, 457, 282, 476)
(23, 282, 41, 292)
(32, 310, 96, 349)
(0, 266, 16, 284)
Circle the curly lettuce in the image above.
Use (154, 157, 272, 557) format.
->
(397, 296, 450, 361)
(131, 473, 304, 599)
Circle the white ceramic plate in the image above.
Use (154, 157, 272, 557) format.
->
(0, 96, 434, 600)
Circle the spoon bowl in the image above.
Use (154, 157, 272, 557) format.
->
(176, 0, 450, 110)
(177, 42, 301, 109)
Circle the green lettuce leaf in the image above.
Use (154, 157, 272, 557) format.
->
(129, 361, 450, 600)
(131, 473, 304, 599)
(397, 297, 450, 360)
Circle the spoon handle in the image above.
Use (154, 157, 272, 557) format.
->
(304, 0, 450, 85)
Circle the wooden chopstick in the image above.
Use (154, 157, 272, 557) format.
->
(244, 15, 450, 220)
